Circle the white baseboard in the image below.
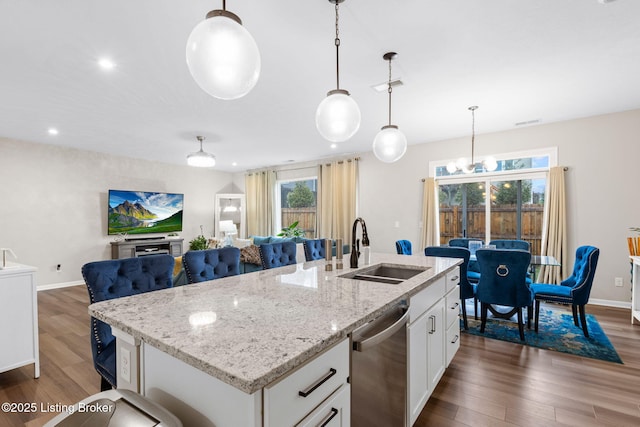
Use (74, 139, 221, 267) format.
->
(37, 280, 84, 291)
(588, 298, 631, 309)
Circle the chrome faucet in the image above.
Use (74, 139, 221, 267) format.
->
(350, 217, 370, 268)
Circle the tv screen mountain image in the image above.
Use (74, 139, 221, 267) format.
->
(108, 190, 184, 235)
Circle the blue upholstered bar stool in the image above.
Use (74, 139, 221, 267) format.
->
(259, 241, 297, 269)
(183, 247, 240, 284)
(395, 240, 412, 255)
(425, 246, 476, 329)
(303, 239, 326, 261)
(476, 249, 533, 341)
(81, 254, 175, 391)
(531, 246, 600, 337)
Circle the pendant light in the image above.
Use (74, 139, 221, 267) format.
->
(372, 52, 407, 163)
(446, 106, 497, 174)
(187, 136, 216, 167)
(315, 0, 361, 143)
(186, 1, 261, 100)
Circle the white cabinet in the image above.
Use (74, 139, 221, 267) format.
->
(296, 384, 350, 427)
(0, 264, 39, 377)
(264, 339, 349, 427)
(407, 267, 460, 427)
(631, 257, 640, 324)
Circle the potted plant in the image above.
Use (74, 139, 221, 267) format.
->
(277, 221, 305, 239)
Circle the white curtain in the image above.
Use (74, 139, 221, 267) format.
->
(539, 166, 567, 283)
(318, 158, 358, 242)
(420, 178, 439, 250)
(245, 170, 275, 237)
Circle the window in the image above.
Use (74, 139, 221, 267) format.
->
(433, 148, 555, 255)
(275, 178, 318, 238)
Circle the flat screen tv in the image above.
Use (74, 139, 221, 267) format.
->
(108, 189, 184, 235)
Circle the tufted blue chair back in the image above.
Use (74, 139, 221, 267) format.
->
(449, 238, 484, 248)
(183, 247, 240, 284)
(562, 245, 600, 306)
(476, 249, 532, 308)
(259, 241, 297, 269)
(489, 239, 530, 252)
(303, 239, 326, 261)
(81, 254, 174, 389)
(395, 240, 412, 255)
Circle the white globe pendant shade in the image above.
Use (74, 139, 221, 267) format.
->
(372, 125, 407, 163)
(186, 11, 260, 100)
(316, 89, 361, 143)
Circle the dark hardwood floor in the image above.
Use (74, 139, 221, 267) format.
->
(1, 286, 640, 426)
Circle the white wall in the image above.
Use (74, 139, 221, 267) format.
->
(0, 138, 233, 288)
(359, 109, 640, 305)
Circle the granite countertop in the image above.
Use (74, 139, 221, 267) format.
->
(89, 252, 460, 394)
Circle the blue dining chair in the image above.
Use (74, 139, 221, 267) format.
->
(395, 240, 412, 255)
(425, 246, 476, 329)
(476, 249, 533, 341)
(81, 254, 175, 390)
(449, 238, 484, 284)
(183, 247, 240, 284)
(259, 241, 297, 269)
(489, 239, 530, 252)
(531, 245, 600, 337)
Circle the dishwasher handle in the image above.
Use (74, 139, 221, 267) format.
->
(352, 307, 409, 352)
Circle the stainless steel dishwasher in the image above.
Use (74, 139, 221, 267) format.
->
(351, 304, 409, 427)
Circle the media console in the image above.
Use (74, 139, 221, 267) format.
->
(110, 238, 183, 260)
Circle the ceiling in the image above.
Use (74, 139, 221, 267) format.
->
(1, 0, 639, 172)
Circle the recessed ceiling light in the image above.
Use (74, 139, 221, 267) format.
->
(232, 162, 238, 167)
(48, 128, 59, 135)
(98, 58, 116, 70)
(330, 143, 337, 149)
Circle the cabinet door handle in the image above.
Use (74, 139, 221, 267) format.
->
(298, 368, 337, 397)
(429, 315, 436, 334)
(450, 302, 459, 309)
(451, 275, 459, 281)
(451, 334, 459, 344)
(317, 407, 339, 427)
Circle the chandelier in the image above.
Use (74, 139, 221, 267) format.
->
(187, 136, 216, 168)
(446, 106, 497, 174)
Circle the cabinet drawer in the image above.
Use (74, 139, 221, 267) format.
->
(264, 339, 349, 427)
(409, 276, 445, 323)
(446, 321, 460, 367)
(296, 383, 350, 427)
(445, 288, 460, 329)
(445, 267, 460, 293)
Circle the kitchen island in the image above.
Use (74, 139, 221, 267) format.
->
(89, 252, 461, 426)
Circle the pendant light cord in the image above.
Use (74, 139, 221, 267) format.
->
(470, 106, 476, 165)
(335, 2, 341, 90)
(387, 58, 393, 126)
(222, 0, 226, 10)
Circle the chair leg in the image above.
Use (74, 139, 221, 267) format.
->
(474, 297, 478, 320)
(534, 299, 540, 333)
(480, 303, 488, 333)
(572, 304, 579, 327)
(578, 305, 589, 338)
(527, 304, 532, 329)
(100, 376, 112, 392)
(517, 308, 525, 341)
(461, 299, 469, 330)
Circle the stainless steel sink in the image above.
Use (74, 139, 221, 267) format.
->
(340, 264, 429, 285)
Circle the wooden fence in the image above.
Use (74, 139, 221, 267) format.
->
(281, 208, 317, 238)
(439, 204, 544, 254)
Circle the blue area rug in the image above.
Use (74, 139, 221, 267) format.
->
(463, 305, 623, 364)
